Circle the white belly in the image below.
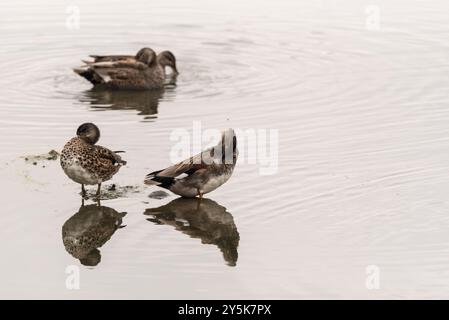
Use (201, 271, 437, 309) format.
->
(170, 182, 198, 198)
(201, 173, 231, 194)
(63, 161, 101, 185)
(170, 172, 232, 197)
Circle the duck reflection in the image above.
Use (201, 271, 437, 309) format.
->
(80, 88, 167, 119)
(144, 198, 239, 266)
(62, 203, 126, 266)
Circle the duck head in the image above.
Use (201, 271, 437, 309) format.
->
(221, 128, 238, 164)
(76, 122, 100, 145)
(157, 51, 178, 75)
(135, 47, 157, 66)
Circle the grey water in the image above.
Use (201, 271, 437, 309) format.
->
(1, 0, 449, 299)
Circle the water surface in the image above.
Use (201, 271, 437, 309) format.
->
(1, 0, 449, 299)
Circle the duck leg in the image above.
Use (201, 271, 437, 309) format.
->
(81, 184, 86, 196)
(196, 189, 203, 199)
(96, 183, 102, 198)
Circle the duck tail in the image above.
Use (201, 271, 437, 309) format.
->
(110, 151, 127, 166)
(73, 67, 103, 85)
(144, 170, 175, 189)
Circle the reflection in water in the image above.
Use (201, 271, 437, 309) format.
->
(62, 204, 126, 266)
(80, 88, 167, 120)
(144, 198, 239, 266)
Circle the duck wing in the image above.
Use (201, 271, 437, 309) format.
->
(94, 145, 127, 165)
(74, 59, 147, 87)
(86, 60, 149, 89)
(87, 59, 147, 70)
(145, 148, 215, 181)
(89, 54, 136, 63)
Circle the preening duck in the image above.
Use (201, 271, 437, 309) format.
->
(60, 123, 126, 198)
(144, 129, 238, 198)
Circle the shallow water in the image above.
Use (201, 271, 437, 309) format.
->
(1, 0, 449, 299)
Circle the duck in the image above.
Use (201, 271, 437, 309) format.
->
(144, 129, 238, 198)
(60, 123, 127, 197)
(74, 47, 178, 90)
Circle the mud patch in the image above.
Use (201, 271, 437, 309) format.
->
(148, 190, 170, 199)
(24, 150, 60, 165)
(82, 184, 143, 200)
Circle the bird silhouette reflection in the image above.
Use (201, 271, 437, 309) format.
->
(80, 88, 167, 120)
(144, 198, 239, 266)
(62, 203, 126, 266)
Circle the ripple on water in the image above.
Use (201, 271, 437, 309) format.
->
(2, 0, 449, 298)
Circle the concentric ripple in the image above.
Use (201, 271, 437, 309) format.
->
(2, 0, 449, 298)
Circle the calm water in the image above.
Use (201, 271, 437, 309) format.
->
(1, 0, 449, 299)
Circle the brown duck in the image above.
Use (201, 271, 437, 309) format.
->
(74, 47, 178, 90)
(60, 123, 126, 197)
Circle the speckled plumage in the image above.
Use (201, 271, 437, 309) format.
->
(61, 137, 125, 185)
(60, 123, 126, 196)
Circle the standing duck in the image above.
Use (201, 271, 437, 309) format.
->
(144, 129, 238, 198)
(60, 123, 127, 197)
(74, 47, 178, 90)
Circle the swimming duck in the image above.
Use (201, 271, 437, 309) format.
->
(74, 47, 178, 90)
(144, 129, 238, 198)
(60, 123, 127, 197)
